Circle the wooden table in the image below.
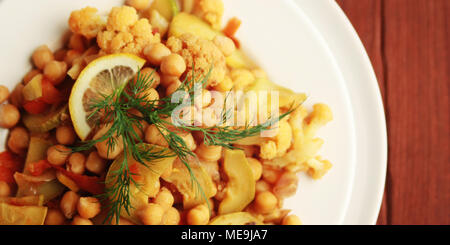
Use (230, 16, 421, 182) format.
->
(336, 0, 449, 225)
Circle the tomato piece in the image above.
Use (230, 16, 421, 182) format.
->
(0, 151, 22, 173)
(0, 166, 14, 183)
(223, 17, 242, 37)
(41, 79, 62, 104)
(27, 160, 52, 177)
(23, 99, 49, 114)
(52, 166, 104, 195)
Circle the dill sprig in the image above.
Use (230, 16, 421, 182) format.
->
(72, 68, 296, 224)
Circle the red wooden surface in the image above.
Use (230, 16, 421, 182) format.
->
(336, 0, 449, 225)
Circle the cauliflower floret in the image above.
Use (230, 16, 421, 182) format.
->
(303, 103, 333, 138)
(69, 7, 106, 39)
(107, 6, 138, 32)
(193, 0, 224, 30)
(306, 157, 332, 179)
(166, 33, 226, 87)
(97, 6, 160, 56)
(274, 120, 293, 157)
(260, 140, 277, 160)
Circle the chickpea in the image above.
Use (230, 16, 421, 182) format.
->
(195, 143, 222, 162)
(161, 54, 186, 77)
(60, 191, 80, 219)
(136, 67, 160, 88)
(0, 181, 11, 197)
(254, 191, 278, 214)
(64, 50, 82, 66)
(68, 34, 85, 52)
(165, 80, 182, 96)
(9, 84, 24, 107)
(186, 204, 210, 225)
(44, 60, 68, 85)
(47, 145, 71, 166)
(56, 125, 76, 145)
(0, 104, 20, 128)
(142, 88, 160, 103)
(23, 69, 41, 84)
(161, 207, 181, 225)
(130, 123, 145, 142)
(0, 85, 10, 104)
(281, 215, 302, 225)
(255, 180, 271, 193)
(8, 127, 30, 154)
(178, 106, 196, 126)
(154, 187, 174, 210)
(145, 124, 169, 147)
(118, 217, 136, 225)
(44, 209, 66, 225)
(126, 0, 150, 10)
(273, 172, 299, 199)
(71, 215, 93, 225)
(201, 107, 219, 127)
(179, 132, 196, 151)
(32, 45, 54, 69)
(138, 203, 165, 225)
(262, 166, 280, 184)
(85, 151, 107, 175)
(67, 153, 86, 175)
(77, 197, 101, 219)
(160, 75, 180, 87)
(213, 76, 233, 92)
(213, 36, 236, 57)
(144, 43, 171, 66)
(95, 135, 124, 160)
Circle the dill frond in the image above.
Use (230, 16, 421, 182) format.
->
(71, 67, 296, 224)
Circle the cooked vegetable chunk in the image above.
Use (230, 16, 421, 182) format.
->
(0, 203, 47, 225)
(22, 104, 68, 133)
(105, 144, 176, 224)
(218, 149, 255, 214)
(162, 157, 216, 209)
(209, 212, 263, 225)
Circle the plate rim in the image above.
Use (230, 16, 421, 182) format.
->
(293, 0, 388, 224)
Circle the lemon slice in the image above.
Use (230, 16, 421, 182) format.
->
(69, 54, 146, 140)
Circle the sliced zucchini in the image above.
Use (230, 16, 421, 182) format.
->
(149, 0, 179, 22)
(0, 203, 47, 225)
(209, 212, 263, 225)
(162, 157, 216, 209)
(22, 104, 68, 133)
(105, 144, 176, 224)
(218, 149, 255, 214)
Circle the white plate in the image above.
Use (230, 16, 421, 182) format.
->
(0, 0, 387, 224)
(293, 0, 388, 225)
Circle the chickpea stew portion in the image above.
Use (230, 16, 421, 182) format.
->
(0, 0, 333, 225)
